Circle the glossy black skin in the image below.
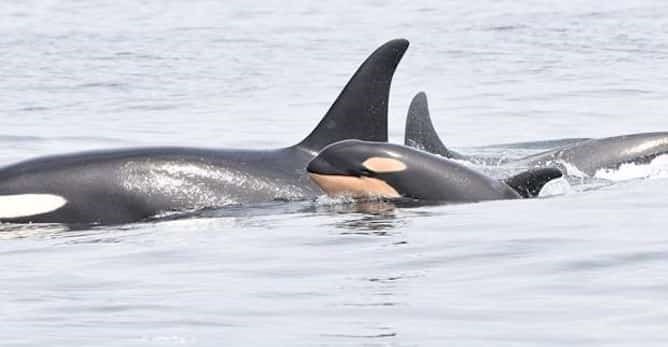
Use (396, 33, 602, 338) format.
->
(308, 140, 523, 202)
(0, 39, 410, 225)
(0, 147, 316, 225)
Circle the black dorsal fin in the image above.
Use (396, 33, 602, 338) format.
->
(504, 167, 563, 198)
(296, 39, 409, 152)
(404, 92, 464, 159)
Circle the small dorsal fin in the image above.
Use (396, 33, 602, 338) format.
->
(296, 39, 409, 152)
(504, 167, 563, 198)
(404, 92, 464, 159)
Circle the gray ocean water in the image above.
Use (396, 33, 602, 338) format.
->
(2, 1, 668, 346)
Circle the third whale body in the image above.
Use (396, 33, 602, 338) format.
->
(404, 92, 668, 176)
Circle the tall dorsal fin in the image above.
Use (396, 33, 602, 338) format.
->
(404, 92, 464, 159)
(296, 39, 409, 152)
(504, 167, 563, 198)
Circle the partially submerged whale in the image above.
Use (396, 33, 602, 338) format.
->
(0, 39, 409, 225)
(307, 140, 562, 202)
(404, 92, 668, 176)
(510, 132, 668, 175)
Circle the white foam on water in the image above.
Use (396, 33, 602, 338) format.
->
(0, 194, 67, 219)
(314, 195, 356, 206)
(595, 154, 668, 181)
(538, 177, 574, 197)
(314, 194, 390, 207)
(557, 160, 589, 178)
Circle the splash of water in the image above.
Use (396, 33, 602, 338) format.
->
(538, 177, 574, 197)
(315, 195, 357, 206)
(595, 154, 668, 181)
(556, 160, 589, 178)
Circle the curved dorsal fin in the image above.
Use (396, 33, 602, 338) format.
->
(504, 167, 563, 198)
(297, 39, 409, 152)
(404, 92, 448, 155)
(404, 92, 464, 159)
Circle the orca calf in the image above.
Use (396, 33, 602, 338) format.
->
(0, 39, 409, 225)
(307, 140, 562, 202)
(404, 92, 668, 176)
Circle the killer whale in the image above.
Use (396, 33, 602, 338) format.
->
(307, 139, 562, 202)
(0, 39, 409, 225)
(404, 92, 591, 161)
(512, 132, 668, 175)
(403, 92, 668, 176)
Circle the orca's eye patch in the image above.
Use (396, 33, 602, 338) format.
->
(362, 157, 407, 173)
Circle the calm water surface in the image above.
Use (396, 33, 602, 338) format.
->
(2, 1, 668, 346)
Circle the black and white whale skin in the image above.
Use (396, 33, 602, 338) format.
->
(0, 39, 409, 225)
(404, 92, 668, 176)
(307, 140, 562, 203)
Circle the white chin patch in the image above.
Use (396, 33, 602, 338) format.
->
(0, 194, 67, 219)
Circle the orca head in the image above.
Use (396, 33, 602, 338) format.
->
(307, 140, 410, 199)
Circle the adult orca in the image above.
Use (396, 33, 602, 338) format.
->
(512, 133, 668, 176)
(0, 39, 409, 225)
(307, 139, 563, 202)
(403, 92, 668, 176)
(404, 92, 591, 161)
(404, 92, 468, 160)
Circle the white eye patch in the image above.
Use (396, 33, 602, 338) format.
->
(0, 194, 67, 219)
(362, 157, 407, 173)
